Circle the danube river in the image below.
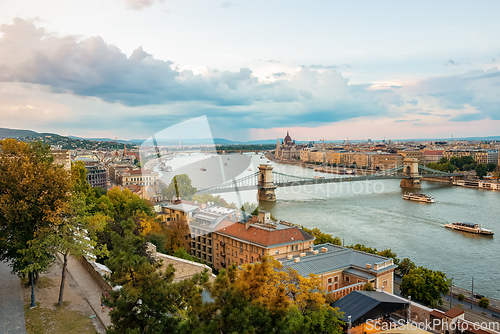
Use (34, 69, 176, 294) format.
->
(157, 152, 500, 299)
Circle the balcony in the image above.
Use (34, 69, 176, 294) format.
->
(220, 252, 226, 257)
(220, 241, 225, 246)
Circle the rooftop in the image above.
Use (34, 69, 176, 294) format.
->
(279, 243, 397, 277)
(214, 220, 314, 247)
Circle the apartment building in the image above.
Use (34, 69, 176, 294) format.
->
(397, 149, 422, 163)
(212, 211, 315, 270)
(474, 150, 499, 164)
(279, 243, 397, 299)
(84, 162, 107, 189)
(421, 150, 444, 165)
(51, 149, 71, 170)
(108, 162, 135, 184)
(371, 153, 403, 170)
(325, 151, 345, 165)
(119, 168, 160, 193)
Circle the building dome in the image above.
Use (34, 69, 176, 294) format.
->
(284, 131, 292, 144)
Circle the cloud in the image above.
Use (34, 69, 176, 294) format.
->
(395, 119, 421, 123)
(0, 18, 390, 128)
(273, 72, 287, 77)
(406, 99, 418, 105)
(121, 0, 164, 10)
(445, 59, 457, 66)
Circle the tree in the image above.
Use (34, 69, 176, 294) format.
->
(181, 256, 344, 334)
(164, 219, 190, 254)
(364, 282, 375, 291)
(398, 258, 416, 277)
(377, 249, 400, 265)
(192, 193, 229, 207)
(486, 162, 497, 172)
(475, 163, 488, 179)
(478, 297, 489, 310)
(439, 157, 449, 164)
(400, 267, 450, 308)
(163, 174, 197, 201)
(458, 293, 465, 302)
(0, 139, 70, 276)
(105, 219, 208, 334)
(302, 227, 342, 246)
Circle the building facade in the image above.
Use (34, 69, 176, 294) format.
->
(84, 162, 108, 189)
(371, 153, 403, 170)
(279, 243, 397, 299)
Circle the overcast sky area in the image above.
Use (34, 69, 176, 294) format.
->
(0, 0, 499, 141)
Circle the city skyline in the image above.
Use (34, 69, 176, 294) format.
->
(1, 1, 500, 141)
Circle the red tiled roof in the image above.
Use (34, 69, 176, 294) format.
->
(430, 310, 445, 319)
(214, 220, 313, 247)
(444, 307, 464, 318)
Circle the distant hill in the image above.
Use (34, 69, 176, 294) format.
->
(0, 127, 41, 138)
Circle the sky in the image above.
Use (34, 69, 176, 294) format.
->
(0, 0, 499, 141)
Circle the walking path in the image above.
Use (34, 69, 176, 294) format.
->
(63, 256, 112, 329)
(0, 261, 27, 334)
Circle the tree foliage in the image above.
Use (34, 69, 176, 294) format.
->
(180, 256, 344, 334)
(475, 163, 488, 179)
(105, 219, 208, 334)
(163, 174, 197, 201)
(302, 227, 342, 246)
(478, 297, 490, 310)
(0, 139, 70, 276)
(192, 193, 229, 207)
(400, 267, 450, 308)
(398, 258, 416, 277)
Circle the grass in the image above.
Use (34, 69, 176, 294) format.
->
(24, 301, 98, 334)
(20, 276, 56, 289)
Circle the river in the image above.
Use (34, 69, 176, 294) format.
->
(156, 152, 500, 299)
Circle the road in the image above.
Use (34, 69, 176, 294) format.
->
(0, 261, 27, 334)
(394, 276, 500, 326)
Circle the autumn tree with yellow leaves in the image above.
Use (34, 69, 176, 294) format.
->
(180, 255, 344, 334)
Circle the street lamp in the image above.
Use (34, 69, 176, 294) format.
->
(30, 270, 37, 308)
(450, 278, 453, 309)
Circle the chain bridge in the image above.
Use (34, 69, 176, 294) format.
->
(196, 158, 464, 202)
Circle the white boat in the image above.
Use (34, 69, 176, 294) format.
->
(402, 193, 436, 203)
(445, 222, 494, 236)
(247, 168, 252, 171)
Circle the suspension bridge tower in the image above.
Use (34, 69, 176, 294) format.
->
(258, 164, 276, 202)
(400, 158, 421, 188)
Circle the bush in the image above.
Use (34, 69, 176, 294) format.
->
(364, 282, 375, 291)
(479, 297, 490, 310)
(458, 293, 465, 302)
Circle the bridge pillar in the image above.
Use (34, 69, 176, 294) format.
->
(400, 158, 421, 189)
(258, 164, 276, 202)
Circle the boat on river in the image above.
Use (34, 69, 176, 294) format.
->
(445, 222, 494, 236)
(402, 193, 436, 203)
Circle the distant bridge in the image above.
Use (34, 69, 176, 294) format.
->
(196, 158, 464, 202)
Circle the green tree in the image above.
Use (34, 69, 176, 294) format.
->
(163, 174, 197, 201)
(475, 163, 488, 179)
(105, 219, 207, 334)
(377, 249, 400, 265)
(302, 227, 342, 246)
(478, 297, 489, 310)
(400, 267, 450, 308)
(364, 282, 375, 291)
(486, 162, 497, 172)
(439, 157, 449, 164)
(0, 139, 70, 276)
(458, 293, 465, 302)
(398, 258, 416, 277)
(192, 193, 229, 207)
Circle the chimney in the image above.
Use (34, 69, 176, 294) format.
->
(313, 250, 319, 255)
(245, 221, 250, 231)
(294, 258, 300, 263)
(321, 247, 328, 253)
(287, 255, 293, 260)
(366, 263, 372, 269)
(299, 252, 306, 257)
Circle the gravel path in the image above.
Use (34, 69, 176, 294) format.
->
(0, 261, 27, 334)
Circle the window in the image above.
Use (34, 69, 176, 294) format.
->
(275, 250, 279, 255)
(358, 280, 362, 283)
(251, 256, 254, 262)
(240, 258, 243, 264)
(246, 255, 248, 261)
(345, 276, 350, 283)
(295, 245, 298, 251)
(262, 249, 265, 255)
(334, 283, 339, 290)
(383, 280, 388, 287)
(216, 244, 219, 250)
(334, 276, 338, 282)
(217, 253, 219, 259)
(327, 278, 332, 284)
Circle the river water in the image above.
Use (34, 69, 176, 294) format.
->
(157, 152, 500, 299)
